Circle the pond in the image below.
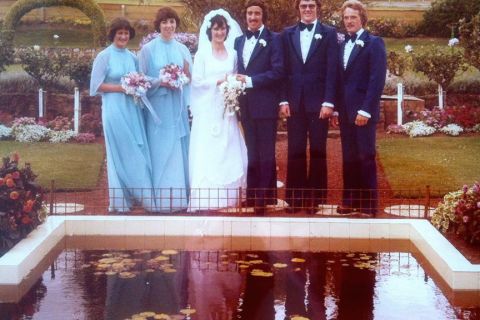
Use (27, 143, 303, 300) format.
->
(0, 237, 478, 320)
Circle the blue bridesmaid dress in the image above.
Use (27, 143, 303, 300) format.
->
(139, 37, 192, 212)
(90, 44, 154, 212)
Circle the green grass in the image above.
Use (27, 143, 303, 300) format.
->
(0, 141, 105, 191)
(377, 136, 480, 196)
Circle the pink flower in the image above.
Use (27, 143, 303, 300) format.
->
(477, 202, 480, 209)
(462, 215, 469, 223)
(462, 184, 468, 193)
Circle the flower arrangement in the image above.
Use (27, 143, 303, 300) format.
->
(219, 75, 246, 117)
(121, 72, 152, 105)
(431, 182, 480, 245)
(159, 64, 189, 89)
(0, 153, 46, 256)
(48, 130, 77, 143)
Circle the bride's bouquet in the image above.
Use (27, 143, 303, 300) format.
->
(121, 72, 152, 105)
(159, 64, 190, 89)
(219, 75, 246, 117)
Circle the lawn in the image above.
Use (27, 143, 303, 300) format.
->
(0, 141, 104, 191)
(377, 136, 480, 196)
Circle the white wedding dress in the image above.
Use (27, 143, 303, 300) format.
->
(188, 47, 248, 211)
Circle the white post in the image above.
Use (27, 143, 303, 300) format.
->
(438, 84, 444, 109)
(74, 87, 81, 134)
(121, 4, 126, 17)
(38, 88, 44, 118)
(397, 82, 403, 125)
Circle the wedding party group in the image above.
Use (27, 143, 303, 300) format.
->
(89, 0, 387, 216)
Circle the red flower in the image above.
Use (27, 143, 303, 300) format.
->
(0, 178, 4, 186)
(10, 191, 20, 200)
(21, 215, 33, 225)
(12, 171, 20, 179)
(6, 178, 15, 188)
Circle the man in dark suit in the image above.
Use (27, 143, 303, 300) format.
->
(280, 0, 339, 212)
(235, 0, 284, 215)
(333, 0, 387, 216)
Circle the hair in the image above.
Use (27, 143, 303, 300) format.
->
(245, 0, 268, 23)
(341, 0, 368, 26)
(206, 14, 230, 42)
(108, 17, 135, 42)
(154, 7, 180, 32)
(294, 0, 321, 10)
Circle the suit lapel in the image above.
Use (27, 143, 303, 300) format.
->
(305, 22, 323, 63)
(247, 29, 268, 69)
(290, 26, 303, 63)
(346, 31, 369, 71)
(237, 36, 246, 71)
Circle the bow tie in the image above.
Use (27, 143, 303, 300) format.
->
(299, 22, 314, 32)
(246, 30, 260, 39)
(346, 33, 357, 42)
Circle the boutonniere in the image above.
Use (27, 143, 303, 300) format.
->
(355, 39, 365, 47)
(259, 39, 267, 47)
(314, 33, 322, 40)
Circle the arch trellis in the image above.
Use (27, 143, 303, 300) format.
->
(1, 0, 107, 47)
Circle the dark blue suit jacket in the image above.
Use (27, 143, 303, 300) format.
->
(281, 22, 339, 113)
(234, 28, 284, 120)
(337, 31, 387, 123)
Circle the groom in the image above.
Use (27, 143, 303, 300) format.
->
(280, 0, 339, 212)
(235, 0, 284, 214)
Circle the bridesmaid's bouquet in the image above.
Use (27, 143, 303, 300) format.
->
(159, 64, 190, 89)
(219, 75, 246, 118)
(121, 72, 152, 105)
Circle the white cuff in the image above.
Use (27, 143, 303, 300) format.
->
(279, 101, 289, 106)
(322, 102, 334, 108)
(358, 110, 371, 118)
(246, 76, 253, 88)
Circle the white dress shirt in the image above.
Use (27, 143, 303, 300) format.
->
(300, 19, 317, 63)
(343, 28, 371, 118)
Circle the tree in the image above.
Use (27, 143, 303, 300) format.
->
(459, 13, 480, 71)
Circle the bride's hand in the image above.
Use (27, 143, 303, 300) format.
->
(216, 74, 227, 86)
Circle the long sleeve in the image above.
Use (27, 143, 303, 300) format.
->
(90, 49, 109, 96)
(190, 50, 220, 117)
(250, 33, 284, 89)
(361, 37, 387, 116)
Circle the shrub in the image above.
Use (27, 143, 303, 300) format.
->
(80, 112, 102, 136)
(0, 124, 12, 140)
(0, 32, 14, 73)
(65, 53, 94, 91)
(431, 183, 480, 245)
(0, 153, 46, 255)
(74, 132, 96, 143)
(420, 105, 480, 129)
(181, 0, 344, 32)
(459, 13, 480, 71)
(387, 51, 409, 77)
(47, 116, 72, 131)
(18, 46, 69, 91)
(419, 0, 480, 37)
(412, 45, 467, 94)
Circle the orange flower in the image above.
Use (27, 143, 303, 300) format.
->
(10, 191, 20, 200)
(12, 171, 20, 179)
(6, 179, 15, 188)
(23, 205, 32, 213)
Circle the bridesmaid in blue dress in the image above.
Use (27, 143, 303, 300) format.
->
(90, 18, 154, 213)
(139, 8, 192, 212)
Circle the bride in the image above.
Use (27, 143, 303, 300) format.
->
(188, 9, 248, 211)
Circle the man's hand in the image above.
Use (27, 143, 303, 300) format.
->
(236, 74, 247, 83)
(355, 114, 369, 126)
(279, 104, 291, 118)
(319, 106, 333, 119)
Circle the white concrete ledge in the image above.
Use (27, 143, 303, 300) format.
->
(0, 216, 478, 291)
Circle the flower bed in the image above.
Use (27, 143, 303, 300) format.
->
(0, 153, 47, 257)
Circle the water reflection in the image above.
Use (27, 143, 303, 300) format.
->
(0, 248, 479, 320)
